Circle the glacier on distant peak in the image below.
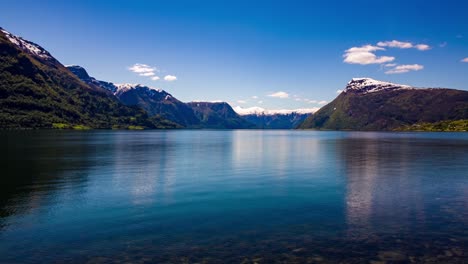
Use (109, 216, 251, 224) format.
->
(234, 106, 318, 116)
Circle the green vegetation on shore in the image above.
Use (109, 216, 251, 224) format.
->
(396, 119, 468, 132)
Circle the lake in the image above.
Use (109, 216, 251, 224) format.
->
(1, 130, 467, 263)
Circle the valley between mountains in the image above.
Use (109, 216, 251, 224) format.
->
(1, 27, 467, 131)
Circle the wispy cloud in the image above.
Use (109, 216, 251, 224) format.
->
(129, 63, 178, 82)
(252, 95, 258, 99)
(377, 40, 431, 51)
(345, 40, 429, 74)
(336, 89, 343, 94)
(377, 40, 413, 49)
(439, 42, 447, 48)
(164, 75, 177, 82)
(268, 91, 289, 99)
(461, 58, 468, 63)
(139, 72, 155, 77)
(385, 64, 424, 74)
(128, 63, 158, 75)
(414, 44, 431, 51)
(237, 100, 247, 104)
(343, 45, 395, 65)
(318, 100, 328, 105)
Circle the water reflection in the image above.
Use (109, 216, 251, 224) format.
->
(0, 131, 95, 229)
(0, 130, 467, 263)
(106, 132, 177, 205)
(340, 133, 468, 240)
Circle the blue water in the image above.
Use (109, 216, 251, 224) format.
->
(0, 130, 467, 263)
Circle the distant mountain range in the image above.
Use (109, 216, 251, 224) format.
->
(298, 78, 468, 131)
(67, 65, 253, 128)
(1, 26, 467, 131)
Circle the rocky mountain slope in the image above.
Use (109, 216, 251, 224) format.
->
(187, 102, 255, 128)
(0, 27, 177, 129)
(241, 113, 310, 129)
(298, 78, 468, 130)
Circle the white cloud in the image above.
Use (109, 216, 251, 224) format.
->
(318, 100, 328, 105)
(377, 40, 413, 49)
(268, 91, 289, 99)
(385, 64, 424, 74)
(257, 100, 263, 104)
(336, 89, 343, 94)
(377, 40, 431, 51)
(139, 72, 155, 77)
(129, 63, 179, 82)
(307, 100, 318, 104)
(128, 63, 157, 74)
(252, 95, 258, 99)
(415, 44, 431, 51)
(461, 58, 468, 63)
(343, 45, 395, 65)
(237, 100, 247, 104)
(164, 75, 177, 81)
(233, 106, 319, 116)
(384, 63, 397, 67)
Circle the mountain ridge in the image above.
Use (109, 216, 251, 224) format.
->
(299, 78, 468, 131)
(67, 65, 252, 128)
(0, 27, 178, 129)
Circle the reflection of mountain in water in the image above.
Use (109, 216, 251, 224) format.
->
(0, 131, 95, 230)
(339, 133, 468, 239)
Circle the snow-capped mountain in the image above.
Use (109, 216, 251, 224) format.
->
(0, 27, 53, 61)
(343, 78, 413, 94)
(114, 83, 168, 98)
(0, 27, 177, 129)
(232, 107, 315, 129)
(67, 65, 118, 93)
(66, 65, 174, 99)
(233, 106, 318, 116)
(299, 78, 468, 130)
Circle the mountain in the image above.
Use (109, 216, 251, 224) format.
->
(242, 113, 309, 129)
(67, 65, 200, 127)
(299, 78, 468, 130)
(67, 65, 254, 128)
(187, 102, 255, 128)
(234, 107, 315, 129)
(0, 27, 177, 129)
(113, 84, 200, 127)
(66, 65, 117, 93)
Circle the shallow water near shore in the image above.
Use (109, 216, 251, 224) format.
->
(1, 130, 467, 263)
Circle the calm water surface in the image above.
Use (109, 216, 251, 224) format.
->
(0, 130, 467, 263)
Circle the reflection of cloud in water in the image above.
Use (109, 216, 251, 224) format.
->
(232, 130, 322, 180)
(340, 133, 468, 239)
(108, 132, 177, 205)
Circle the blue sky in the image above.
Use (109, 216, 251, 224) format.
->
(2, 0, 467, 111)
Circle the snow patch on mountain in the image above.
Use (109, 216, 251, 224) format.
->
(234, 106, 319, 116)
(115, 84, 163, 93)
(344, 78, 413, 94)
(0, 27, 53, 60)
